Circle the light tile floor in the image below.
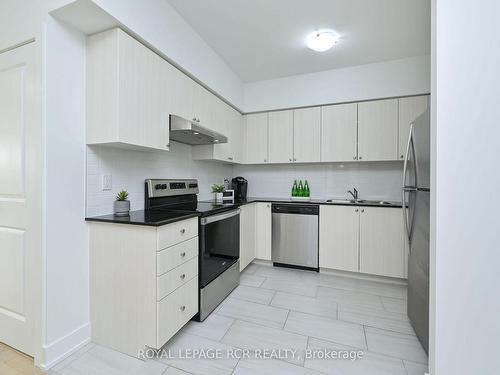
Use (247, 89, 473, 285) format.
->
(47, 263, 428, 375)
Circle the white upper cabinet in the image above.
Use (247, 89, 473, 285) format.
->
(293, 107, 321, 163)
(169, 67, 194, 123)
(268, 110, 294, 163)
(243, 113, 269, 164)
(192, 84, 213, 128)
(359, 207, 405, 278)
(398, 95, 429, 160)
(321, 103, 358, 162)
(87, 28, 170, 151)
(192, 100, 243, 163)
(358, 99, 399, 161)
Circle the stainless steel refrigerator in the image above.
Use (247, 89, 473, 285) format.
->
(402, 109, 430, 354)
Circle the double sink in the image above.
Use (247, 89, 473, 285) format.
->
(324, 199, 394, 206)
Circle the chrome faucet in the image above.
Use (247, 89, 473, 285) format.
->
(347, 188, 358, 201)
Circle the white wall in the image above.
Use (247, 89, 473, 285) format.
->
(86, 143, 234, 216)
(244, 55, 430, 112)
(42, 16, 89, 368)
(432, 1, 500, 374)
(233, 162, 403, 201)
(51, 0, 244, 110)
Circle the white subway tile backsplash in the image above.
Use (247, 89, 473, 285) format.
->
(86, 143, 403, 216)
(86, 143, 233, 215)
(233, 161, 403, 201)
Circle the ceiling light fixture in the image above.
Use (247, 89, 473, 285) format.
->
(306, 30, 339, 52)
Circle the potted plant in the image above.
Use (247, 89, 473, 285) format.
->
(211, 184, 225, 202)
(114, 190, 130, 216)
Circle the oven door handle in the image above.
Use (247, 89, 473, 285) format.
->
(200, 209, 241, 225)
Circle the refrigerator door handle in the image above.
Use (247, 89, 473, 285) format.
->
(402, 123, 415, 188)
(402, 123, 416, 243)
(402, 188, 415, 242)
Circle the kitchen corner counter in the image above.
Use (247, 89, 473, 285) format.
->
(237, 197, 404, 208)
(85, 210, 200, 226)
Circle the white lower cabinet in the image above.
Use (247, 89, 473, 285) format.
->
(319, 205, 359, 272)
(255, 203, 272, 260)
(89, 218, 199, 357)
(239, 203, 257, 270)
(359, 207, 406, 278)
(319, 205, 406, 278)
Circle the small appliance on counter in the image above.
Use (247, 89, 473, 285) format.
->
(222, 189, 235, 202)
(231, 176, 248, 201)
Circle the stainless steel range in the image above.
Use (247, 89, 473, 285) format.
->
(145, 179, 240, 321)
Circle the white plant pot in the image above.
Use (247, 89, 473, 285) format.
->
(214, 192, 223, 202)
(114, 200, 130, 216)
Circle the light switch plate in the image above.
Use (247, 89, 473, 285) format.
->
(102, 175, 112, 191)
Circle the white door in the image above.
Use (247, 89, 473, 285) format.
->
(293, 107, 321, 163)
(244, 113, 268, 164)
(268, 110, 293, 163)
(255, 203, 272, 260)
(239, 203, 256, 271)
(0, 42, 40, 355)
(359, 207, 405, 278)
(398, 95, 429, 160)
(319, 205, 359, 272)
(321, 103, 358, 162)
(358, 99, 398, 161)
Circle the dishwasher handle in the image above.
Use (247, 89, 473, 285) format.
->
(271, 204, 319, 215)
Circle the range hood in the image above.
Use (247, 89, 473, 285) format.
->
(169, 114, 228, 145)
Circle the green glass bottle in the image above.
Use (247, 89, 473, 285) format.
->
(292, 180, 298, 197)
(304, 180, 310, 197)
(298, 180, 304, 197)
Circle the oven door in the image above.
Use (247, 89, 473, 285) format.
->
(199, 209, 240, 288)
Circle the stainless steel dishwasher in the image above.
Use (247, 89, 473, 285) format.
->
(271, 204, 319, 271)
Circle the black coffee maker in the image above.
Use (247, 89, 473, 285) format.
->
(231, 176, 248, 201)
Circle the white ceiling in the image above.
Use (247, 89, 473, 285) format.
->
(166, 0, 431, 83)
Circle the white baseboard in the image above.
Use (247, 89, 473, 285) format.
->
(39, 322, 91, 370)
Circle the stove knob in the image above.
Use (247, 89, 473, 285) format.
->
(155, 184, 162, 190)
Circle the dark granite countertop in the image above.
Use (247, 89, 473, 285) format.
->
(85, 210, 200, 227)
(86, 196, 403, 227)
(236, 197, 403, 208)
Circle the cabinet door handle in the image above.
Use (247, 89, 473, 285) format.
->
(353, 156, 357, 160)
(180, 252, 186, 257)
(180, 274, 186, 280)
(264, 159, 267, 162)
(180, 228, 186, 234)
(180, 305, 186, 311)
(293, 158, 297, 161)
(400, 155, 404, 159)
(355, 209, 359, 212)
(289, 158, 292, 162)
(359, 156, 363, 160)
(361, 209, 365, 213)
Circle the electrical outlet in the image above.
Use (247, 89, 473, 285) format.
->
(102, 175, 112, 191)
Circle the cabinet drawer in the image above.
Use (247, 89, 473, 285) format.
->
(157, 218, 198, 250)
(157, 237, 198, 275)
(157, 276, 198, 348)
(157, 256, 198, 300)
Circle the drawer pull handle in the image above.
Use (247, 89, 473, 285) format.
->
(180, 228, 186, 234)
(180, 252, 186, 257)
(180, 305, 186, 311)
(180, 274, 186, 279)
